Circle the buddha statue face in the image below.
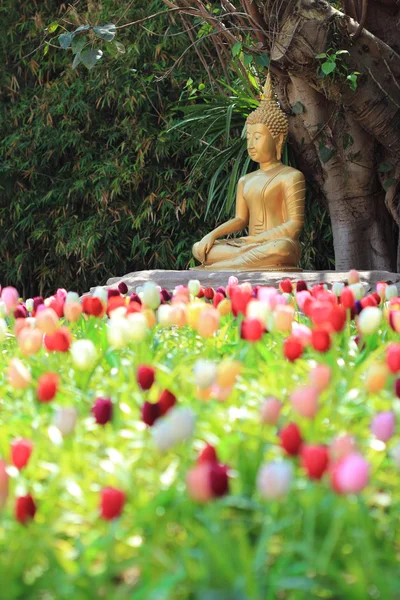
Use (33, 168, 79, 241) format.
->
(246, 123, 278, 164)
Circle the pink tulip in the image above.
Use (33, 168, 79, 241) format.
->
(7, 358, 32, 389)
(258, 287, 279, 309)
(329, 435, 356, 462)
(296, 290, 312, 311)
(186, 464, 213, 502)
(228, 276, 239, 287)
(197, 307, 220, 338)
(1, 287, 19, 313)
(260, 397, 282, 425)
(0, 460, 8, 511)
(290, 386, 319, 419)
(371, 411, 395, 442)
(291, 323, 312, 346)
(348, 269, 360, 285)
(257, 461, 293, 499)
(335, 453, 369, 493)
(309, 364, 331, 391)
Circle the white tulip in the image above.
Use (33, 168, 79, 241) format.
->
(70, 339, 97, 370)
(126, 312, 149, 342)
(257, 461, 293, 500)
(93, 287, 108, 303)
(358, 306, 382, 336)
(188, 279, 201, 297)
(54, 407, 78, 436)
(142, 282, 161, 310)
(193, 359, 217, 389)
(152, 407, 196, 451)
(25, 298, 34, 313)
(107, 318, 130, 349)
(332, 282, 345, 297)
(157, 304, 172, 327)
(386, 284, 398, 301)
(349, 283, 364, 300)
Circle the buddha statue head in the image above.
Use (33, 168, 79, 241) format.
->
(246, 73, 289, 162)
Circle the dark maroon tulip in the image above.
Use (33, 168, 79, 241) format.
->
(15, 494, 36, 524)
(141, 401, 161, 426)
(209, 463, 229, 497)
(118, 282, 128, 295)
(92, 397, 113, 425)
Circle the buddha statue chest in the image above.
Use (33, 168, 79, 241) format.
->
(243, 169, 288, 236)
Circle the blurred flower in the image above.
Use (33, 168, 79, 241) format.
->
(213, 292, 225, 308)
(371, 411, 395, 442)
(25, 298, 34, 313)
(332, 282, 344, 297)
(157, 304, 172, 327)
(231, 286, 253, 316)
(118, 281, 128, 295)
(386, 284, 398, 300)
(349, 282, 364, 300)
(387, 343, 400, 374)
(187, 445, 229, 502)
(216, 360, 242, 388)
(152, 407, 196, 451)
(158, 390, 177, 415)
(301, 445, 329, 480)
(333, 453, 369, 494)
(18, 328, 43, 356)
(228, 276, 239, 286)
(358, 306, 382, 335)
(257, 461, 293, 499)
(296, 280, 308, 292)
(64, 302, 82, 323)
(290, 386, 319, 419)
(240, 317, 264, 342)
(283, 336, 304, 362)
(36, 308, 59, 334)
(82, 296, 105, 318)
(37, 372, 60, 403)
(203, 287, 214, 300)
(7, 358, 32, 390)
(15, 494, 36, 524)
(54, 407, 78, 436)
(100, 487, 125, 520)
(291, 323, 312, 347)
(193, 359, 217, 389)
(273, 305, 294, 333)
(107, 318, 129, 348)
(340, 287, 355, 309)
(395, 378, 400, 399)
(329, 435, 356, 462)
(92, 287, 108, 303)
(1, 287, 19, 313)
(142, 282, 161, 310)
(65, 292, 80, 304)
(348, 269, 360, 285)
(126, 312, 149, 342)
(70, 339, 97, 371)
(92, 397, 113, 425)
(188, 279, 201, 297)
(311, 328, 331, 353)
(11, 439, 33, 470)
(279, 279, 293, 294)
(0, 460, 8, 512)
(260, 397, 282, 425)
(141, 401, 161, 427)
(44, 327, 72, 352)
(365, 362, 389, 393)
(279, 423, 303, 456)
(197, 307, 220, 338)
(296, 290, 312, 311)
(309, 364, 331, 391)
(137, 365, 155, 390)
(14, 305, 28, 319)
(169, 303, 187, 328)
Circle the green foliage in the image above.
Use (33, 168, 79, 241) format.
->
(316, 49, 360, 91)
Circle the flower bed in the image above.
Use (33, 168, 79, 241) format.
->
(0, 274, 399, 599)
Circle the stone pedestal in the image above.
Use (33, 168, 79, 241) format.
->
(90, 270, 400, 294)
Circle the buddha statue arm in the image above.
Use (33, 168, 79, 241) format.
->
(254, 171, 305, 242)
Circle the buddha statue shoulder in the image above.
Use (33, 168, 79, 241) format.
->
(192, 74, 306, 271)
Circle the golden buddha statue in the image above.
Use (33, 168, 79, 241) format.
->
(192, 74, 305, 271)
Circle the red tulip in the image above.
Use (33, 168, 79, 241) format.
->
(204, 287, 215, 300)
(158, 390, 176, 415)
(100, 487, 125, 520)
(37, 372, 60, 402)
(340, 287, 355, 309)
(279, 423, 303, 456)
(209, 463, 229, 497)
(231, 287, 253, 317)
(15, 494, 36, 524)
(92, 397, 113, 425)
(279, 279, 293, 294)
(283, 336, 304, 362)
(387, 343, 400, 374)
(296, 280, 308, 292)
(311, 329, 331, 353)
(141, 401, 161, 426)
(137, 365, 155, 390)
(82, 296, 105, 317)
(213, 292, 225, 308)
(11, 439, 33, 470)
(301, 445, 329, 480)
(240, 318, 264, 342)
(44, 327, 71, 352)
(48, 298, 64, 318)
(197, 444, 218, 464)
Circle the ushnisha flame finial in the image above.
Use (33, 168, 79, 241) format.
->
(246, 72, 289, 145)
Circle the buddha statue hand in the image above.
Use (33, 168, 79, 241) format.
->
(226, 236, 258, 247)
(196, 232, 216, 262)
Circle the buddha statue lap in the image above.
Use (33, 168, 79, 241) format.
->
(192, 74, 306, 271)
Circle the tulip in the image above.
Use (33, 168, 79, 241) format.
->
(187, 446, 229, 502)
(272, 305, 294, 333)
(240, 317, 264, 342)
(11, 439, 33, 470)
(395, 378, 400, 399)
(141, 401, 161, 426)
(376, 282, 387, 300)
(216, 360, 242, 388)
(93, 287, 108, 303)
(100, 487, 125, 520)
(54, 407, 78, 436)
(217, 298, 232, 317)
(332, 282, 344, 297)
(290, 386, 319, 419)
(340, 287, 355, 309)
(257, 461, 292, 500)
(25, 298, 34, 313)
(283, 336, 304, 362)
(70, 339, 97, 371)
(358, 306, 382, 336)
(279, 423, 303, 456)
(15, 494, 36, 524)
(329, 435, 356, 462)
(158, 389, 177, 415)
(197, 307, 220, 338)
(107, 318, 129, 349)
(188, 279, 201, 297)
(1, 286, 19, 313)
(36, 308, 59, 334)
(309, 364, 331, 391)
(107, 288, 120, 300)
(371, 411, 395, 442)
(348, 269, 360, 285)
(137, 365, 155, 390)
(279, 279, 293, 294)
(296, 280, 308, 292)
(365, 362, 389, 393)
(228, 276, 239, 286)
(44, 327, 71, 352)
(126, 312, 149, 342)
(0, 460, 8, 511)
(118, 281, 128, 295)
(291, 323, 312, 347)
(169, 303, 187, 327)
(18, 328, 43, 356)
(301, 445, 329, 480)
(152, 407, 196, 451)
(186, 464, 214, 502)
(7, 358, 32, 389)
(193, 359, 217, 389)
(157, 304, 172, 327)
(296, 290, 312, 311)
(92, 397, 113, 425)
(64, 302, 82, 323)
(142, 282, 161, 310)
(260, 397, 282, 425)
(387, 343, 400, 374)
(37, 372, 60, 402)
(231, 286, 253, 316)
(386, 284, 398, 300)
(311, 328, 331, 353)
(349, 282, 364, 300)
(246, 299, 269, 324)
(334, 453, 369, 494)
